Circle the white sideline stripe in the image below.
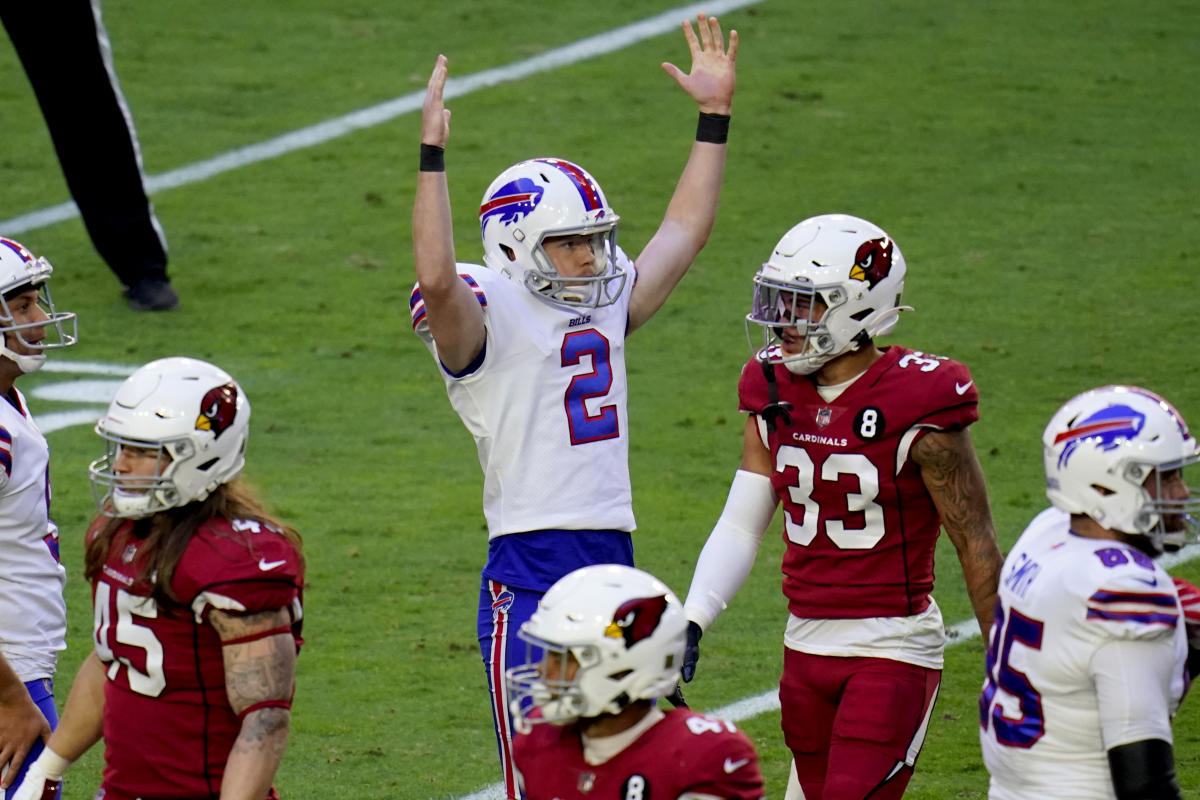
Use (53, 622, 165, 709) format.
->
(457, 542, 1200, 800)
(0, 0, 760, 236)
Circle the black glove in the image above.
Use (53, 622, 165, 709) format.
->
(664, 683, 688, 708)
(681, 621, 703, 683)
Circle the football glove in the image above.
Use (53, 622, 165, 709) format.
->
(681, 621, 703, 683)
(10, 747, 70, 800)
(664, 684, 688, 709)
(1173, 577, 1200, 649)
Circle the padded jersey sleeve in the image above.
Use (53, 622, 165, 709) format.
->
(171, 518, 303, 623)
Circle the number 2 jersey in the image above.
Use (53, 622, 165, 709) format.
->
(89, 516, 304, 798)
(737, 345, 978, 666)
(980, 507, 1187, 800)
(514, 708, 764, 800)
(409, 254, 636, 539)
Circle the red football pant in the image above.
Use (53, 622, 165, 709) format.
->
(780, 648, 941, 800)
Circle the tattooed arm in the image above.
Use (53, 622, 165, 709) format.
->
(913, 428, 1004, 638)
(210, 607, 296, 800)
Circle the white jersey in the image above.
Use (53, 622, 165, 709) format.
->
(0, 388, 66, 681)
(411, 253, 636, 538)
(980, 507, 1187, 799)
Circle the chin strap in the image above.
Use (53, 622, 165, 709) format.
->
(758, 354, 793, 435)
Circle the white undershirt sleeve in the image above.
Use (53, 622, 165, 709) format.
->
(1091, 635, 1177, 751)
(683, 469, 778, 631)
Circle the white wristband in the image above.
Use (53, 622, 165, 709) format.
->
(32, 746, 72, 779)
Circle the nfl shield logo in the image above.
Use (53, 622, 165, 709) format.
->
(578, 772, 596, 793)
(816, 408, 832, 428)
(122, 543, 138, 563)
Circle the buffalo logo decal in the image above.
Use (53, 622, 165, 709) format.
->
(195, 382, 239, 438)
(605, 594, 669, 648)
(479, 177, 545, 235)
(1053, 404, 1145, 469)
(849, 237, 895, 287)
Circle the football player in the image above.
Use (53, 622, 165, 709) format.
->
(507, 564, 763, 800)
(14, 358, 304, 800)
(410, 14, 738, 798)
(980, 385, 1199, 799)
(680, 215, 1004, 799)
(0, 238, 76, 800)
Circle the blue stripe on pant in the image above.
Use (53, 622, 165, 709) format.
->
(5, 678, 59, 800)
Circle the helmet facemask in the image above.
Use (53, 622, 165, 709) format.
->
(1130, 456, 1200, 552)
(88, 434, 187, 518)
(0, 243, 78, 373)
(524, 227, 625, 309)
(746, 272, 855, 375)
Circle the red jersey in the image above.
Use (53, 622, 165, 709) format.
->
(738, 346, 978, 619)
(89, 516, 303, 799)
(515, 708, 763, 800)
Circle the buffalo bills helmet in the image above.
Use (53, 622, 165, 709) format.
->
(746, 214, 908, 375)
(479, 158, 626, 308)
(0, 237, 77, 373)
(89, 357, 250, 518)
(1043, 385, 1200, 552)
(506, 564, 687, 728)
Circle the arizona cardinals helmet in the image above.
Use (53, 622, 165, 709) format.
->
(746, 214, 908, 375)
(0, 237, 77, 373)
(479, 158, 626, 308)
(89, 357, 250, 518)
(1043, 385, 1200, 552)
(506, 564, 686, 728)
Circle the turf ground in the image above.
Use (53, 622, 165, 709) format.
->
(1, 0, 1198, 797)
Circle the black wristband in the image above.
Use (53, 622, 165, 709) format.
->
(419, 143, 445, 172)
(696, 112, 731, 144)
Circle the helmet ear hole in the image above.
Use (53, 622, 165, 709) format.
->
(500, 244, 516, 261)
(196, 458, 220, 472)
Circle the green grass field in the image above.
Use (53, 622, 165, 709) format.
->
(2, 0, 1198, 797)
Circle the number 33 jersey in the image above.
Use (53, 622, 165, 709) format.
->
(514, 708, 764, 800)
(410, 255, 636, 538)
(980, 507, 1187, 799)
(737, 345, 979, 620)
(89, 517, 304, 798)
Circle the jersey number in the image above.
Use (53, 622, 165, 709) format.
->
(776, 446, 885, 549)
(561, 329, 619, 445)
(979, 604, 1046, 747)
(93, 582, 167, 697)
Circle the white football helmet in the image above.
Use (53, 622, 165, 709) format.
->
(479, 158, 626, 308)
(0, 237, 77, 373)
(1043, 385, 1200, 552)
(89, 357, 250, 518)
(746, 214, 908, 375)
(506, 564, 686, 728)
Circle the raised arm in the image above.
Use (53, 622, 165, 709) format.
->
(10, 651, 107, 800)
(912, 428, 1004, 637)
(413, 54, 486, 373)
(628, 14, 739, 333)
(210, 607, 297, 800)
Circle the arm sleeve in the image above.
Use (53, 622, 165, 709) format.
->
(683, 470, 777, 631)
(1091, 636, 1177, 750)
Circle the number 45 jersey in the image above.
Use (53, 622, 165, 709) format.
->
(410, 255, 636, 539)
(979, 507, 1187, 799)
(737, 345, 979, 621)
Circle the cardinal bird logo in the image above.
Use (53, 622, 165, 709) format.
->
(195, 383, 239, 439)
(605, 595, 669, 648)
(849, 237, 895, 287)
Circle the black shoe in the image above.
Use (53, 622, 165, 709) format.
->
(124, 278, 179, 311)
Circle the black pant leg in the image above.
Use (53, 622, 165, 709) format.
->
(1, 0, 168, 286)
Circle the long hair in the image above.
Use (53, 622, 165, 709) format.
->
(84, 478, 303, 606)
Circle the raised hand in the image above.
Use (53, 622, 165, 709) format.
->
(421, 54, 452, 148)
(661, 14, 738, 115)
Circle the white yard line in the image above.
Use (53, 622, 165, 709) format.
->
(0, 0, 761, 236)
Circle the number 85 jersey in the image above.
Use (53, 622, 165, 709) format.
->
(738, 345, 978, 620)
(979, 507, 1186, 800)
